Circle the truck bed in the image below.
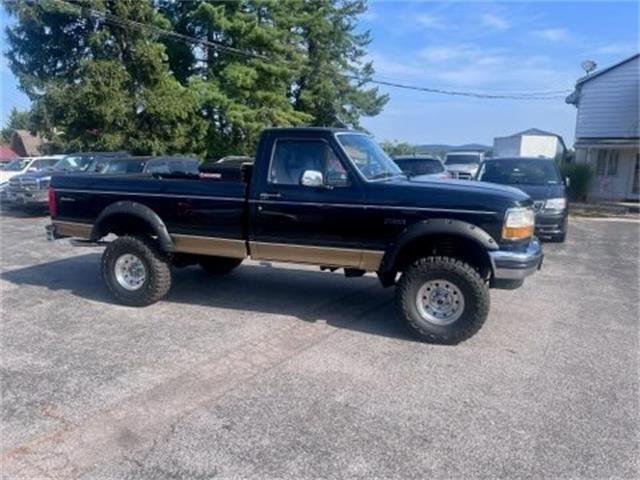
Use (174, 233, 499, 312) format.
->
(51, 173, 248, 240)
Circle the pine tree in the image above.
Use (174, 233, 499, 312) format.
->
(4, 0, 206, 155)
(1, 108, 32, 143)
(3, 0, 387, 157)
(293, 0, 388, 128)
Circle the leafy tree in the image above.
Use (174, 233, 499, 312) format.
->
(183, 0, 313, 156)
(380, 140, 416, 157)
(1, 108, 32, 142)
(3, 0, 206, 155)
(3, 0, 387, 157)
(292, 0, 388, 128)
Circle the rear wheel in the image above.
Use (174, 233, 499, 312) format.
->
(198, 256, 243, 275)
(396, 256, 490, 344)
(101, 236, 171, 306)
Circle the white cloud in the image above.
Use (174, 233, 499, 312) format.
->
(592, 42, 637, 55)
(532, 28, 571, 42)
(481, 13, 510, 31)
(415, 14, 447, 30)
(369, 53, 424, 78)
(418, 44, 506, 65)
(370, 47, 572, 93)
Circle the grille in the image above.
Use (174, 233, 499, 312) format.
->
(9, 177, 38, 190)
(533, 200, 545, 213)
(453, 172, 473, 180)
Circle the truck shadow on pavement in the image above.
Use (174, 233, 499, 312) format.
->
(1, 253, 414, 342)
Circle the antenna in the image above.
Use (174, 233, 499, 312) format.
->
(581, 60, 597, 75)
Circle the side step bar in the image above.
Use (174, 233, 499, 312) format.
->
(69, 239, 109, 247)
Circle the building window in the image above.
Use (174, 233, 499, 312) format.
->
(595, 149, 619, 176)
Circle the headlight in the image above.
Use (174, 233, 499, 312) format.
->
(544, 197, 567, 210)
(502, 207, 535, 240)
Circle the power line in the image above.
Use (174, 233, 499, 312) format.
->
(36, 0, 571, 101)
(360, 78, 569, 100)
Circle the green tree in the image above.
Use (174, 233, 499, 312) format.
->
(380, 140, 416, 157)
(293, 0, 388, 128)
(3, 0, 387, 157)
(4, 0, 206, 155)
(1, 108, 32, 143)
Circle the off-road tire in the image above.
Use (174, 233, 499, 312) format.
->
(101, 235, 171, 306)
(396, 256, 490, 344)
(198, 256, 243, 275)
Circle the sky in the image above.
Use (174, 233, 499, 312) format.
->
(1, 0, 638, 147)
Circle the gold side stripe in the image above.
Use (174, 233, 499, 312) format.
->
(249, 241, 383, 272)
(54, 223, 383, 271)
(172, 234, 247, 259)
(53, 221, 92, 239)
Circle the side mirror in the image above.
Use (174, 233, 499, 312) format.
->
(565, 177, 571, 187)
(300, 170, 324, 187)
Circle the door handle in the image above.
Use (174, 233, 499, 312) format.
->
(259, 192, 281, 200)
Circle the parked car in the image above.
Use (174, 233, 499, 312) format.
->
(0, 156, 61, 186)
(445, 151, 484, 180)
(101, 156, 200, 175)
(5, 152, 127, 209)
(475, 157, 568, 242)
(215, 155, 253, 166)
(0, 156, 62, 205)
(393, 155, 451, 180)
(46, 128, 542, 344)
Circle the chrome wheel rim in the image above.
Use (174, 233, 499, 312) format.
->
(114, 254, 147, 291)
(416, 280, 465, 326)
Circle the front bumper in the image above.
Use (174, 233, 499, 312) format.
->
(535, 211, 568, 236)
(6, 188, 48, 206)
(489, 237, 543, 281)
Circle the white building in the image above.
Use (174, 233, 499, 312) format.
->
(493, 128, 567, 159)
(566, 53, 639, 201)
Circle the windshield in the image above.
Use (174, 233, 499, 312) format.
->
(445, 154, 481, 165)
(477, 159, 561, 185)
(336, 134, 403, 180)
(54, 156, 93, 172)
(30, 158, 59, 170)
(395, 157, 444, 176)
(103, 159, 148, 174)
(3, 159, 28, 171)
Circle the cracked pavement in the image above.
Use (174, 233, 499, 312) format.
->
(1, 212, 638, 479)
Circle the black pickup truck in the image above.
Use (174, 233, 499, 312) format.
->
(46, 128, 542, 343)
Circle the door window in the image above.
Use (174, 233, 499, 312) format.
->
(269, 140, 350, 187)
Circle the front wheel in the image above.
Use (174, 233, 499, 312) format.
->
(395, 256, 490, 344)
(101, 236, 172, 306)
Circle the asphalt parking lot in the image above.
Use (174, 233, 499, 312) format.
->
(1, 212, 638, 479)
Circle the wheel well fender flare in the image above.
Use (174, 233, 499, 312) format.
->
(91, 201, 175, 252)
(379, 219, 498, 274)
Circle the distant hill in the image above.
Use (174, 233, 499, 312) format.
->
(415, 143, 492, 154)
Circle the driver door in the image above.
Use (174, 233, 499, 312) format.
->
(250, 137, 366, 262)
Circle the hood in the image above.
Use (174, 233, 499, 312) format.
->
(12, 168, 63, 181)
(0, 170, 21, 183)
(367, 176, 531, 214)
(505, 183, 566, 200)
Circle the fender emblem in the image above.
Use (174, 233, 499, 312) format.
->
(384, 218, 406, 225)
